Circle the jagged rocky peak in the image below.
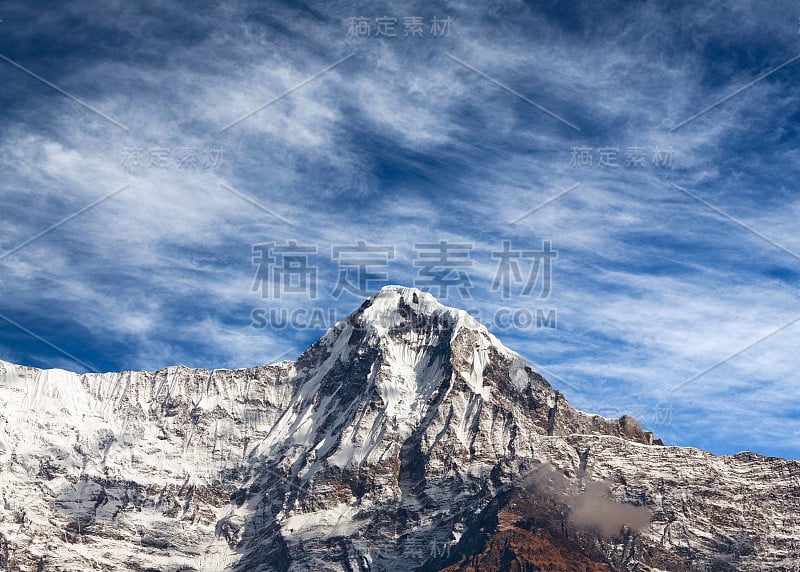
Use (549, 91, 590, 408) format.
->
(310, 286, 655, 443)
(313, 285, 488, 351)
(309, 285, 530, 387)
(352, 285, 476, 333)
(0, 288, 798, 570)
(290, 286, 544, 428)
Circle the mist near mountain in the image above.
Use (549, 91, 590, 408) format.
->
(525, 462, 651, 537)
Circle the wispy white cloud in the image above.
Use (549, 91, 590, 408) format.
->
(1, 0, 799, 457)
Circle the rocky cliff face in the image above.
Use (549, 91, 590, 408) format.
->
(0, 286, 797, 571)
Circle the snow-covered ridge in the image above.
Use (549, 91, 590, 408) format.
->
(0, 288, 797, 570)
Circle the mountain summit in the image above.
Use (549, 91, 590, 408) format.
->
(0, 288, 796, 570)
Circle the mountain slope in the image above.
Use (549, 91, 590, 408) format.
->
(0, 286, 796, 571)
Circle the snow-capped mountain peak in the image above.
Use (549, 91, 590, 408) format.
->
(0, 290, 797, 571)
(353, 285, 476, 334)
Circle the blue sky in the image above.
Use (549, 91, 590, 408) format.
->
(1, 0, 799, 459)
